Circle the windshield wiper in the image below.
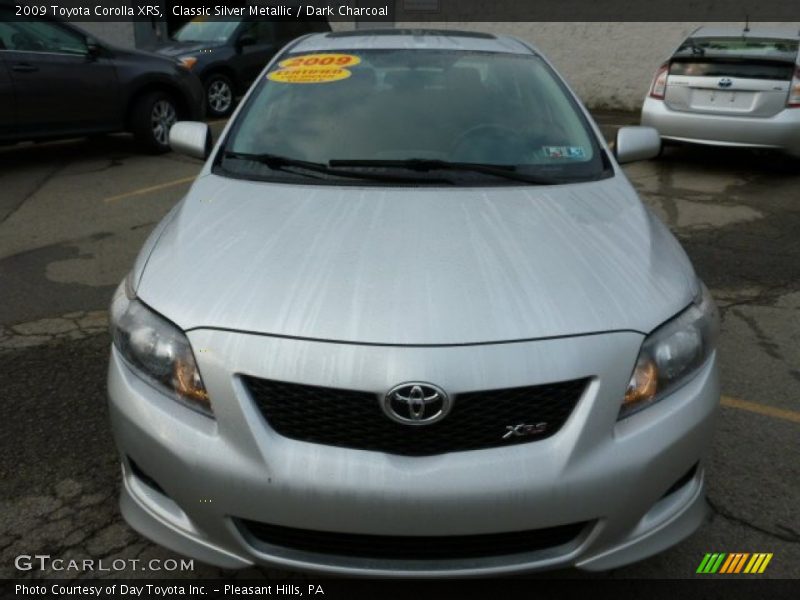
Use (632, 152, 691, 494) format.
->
(328, 158, 560, 185)
(223, 151, 335, 179)
(222, 151, 452, 184)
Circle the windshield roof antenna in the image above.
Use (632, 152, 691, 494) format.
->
(743, 14, 750, 34)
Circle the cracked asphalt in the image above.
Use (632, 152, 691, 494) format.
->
(0, 115, 798, 580)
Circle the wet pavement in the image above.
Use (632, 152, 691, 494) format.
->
(1, 115, 798, 579)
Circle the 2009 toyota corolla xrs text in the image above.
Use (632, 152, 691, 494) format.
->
(107, 29, 720, 576)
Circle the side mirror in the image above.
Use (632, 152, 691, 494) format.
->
(86, 37, 102, 58)
(237, 33, 257, 50)
(614, 126, 661, 164)
(169, 121, 212, 160)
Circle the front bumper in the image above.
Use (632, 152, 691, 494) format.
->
(642, 96, 800, 156)
(108, 329, 719, 576)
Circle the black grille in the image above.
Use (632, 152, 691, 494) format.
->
(243, 376, 587, 456)
(237, 519, 589, 560)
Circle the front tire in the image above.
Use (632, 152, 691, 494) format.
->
(205, 74, 234, 118)
(130, 92, 179, 154)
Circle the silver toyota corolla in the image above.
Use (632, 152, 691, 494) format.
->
(108, 29, 720, 576)
(642, 26, 800, 157)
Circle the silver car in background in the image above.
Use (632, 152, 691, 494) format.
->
(108, 30, 720, 576)
(642, 26, 800, 157)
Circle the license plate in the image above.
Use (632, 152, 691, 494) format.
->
(691, 89, 755, 110)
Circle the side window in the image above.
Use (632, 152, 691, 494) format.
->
(1, 20, 87, 55)
(0, 22, 14, 50)
(241, 21, 274, 45)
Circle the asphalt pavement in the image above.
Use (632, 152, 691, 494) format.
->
(0, 115, 798, 579)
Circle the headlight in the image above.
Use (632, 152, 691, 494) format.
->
(110, 277, 212, 417)
(619, 281, 718, 419)
(177, 56, 198, 70)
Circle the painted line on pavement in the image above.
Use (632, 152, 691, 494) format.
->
(721, 395, 800, 425)
(103, 176, 197, 203)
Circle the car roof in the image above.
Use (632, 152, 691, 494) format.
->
(691, 26, 800, 41)
(290, 29, 534, 55)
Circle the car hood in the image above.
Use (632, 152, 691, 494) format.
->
(137, 173, 697, 345)
(148, 41, 224, 57)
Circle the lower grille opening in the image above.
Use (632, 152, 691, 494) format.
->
(128, 457, 168, 497)
(661, 462, 699, 499)
(236, 519, 590, 560)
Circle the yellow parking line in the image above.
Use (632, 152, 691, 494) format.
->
(101, 119, 227, 204)
(721, 395, 800, 425)
(103, 175, 197, 203)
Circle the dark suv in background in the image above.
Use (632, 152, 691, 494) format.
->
(150, 18, 330, 117)
(0, 10, 204, 152)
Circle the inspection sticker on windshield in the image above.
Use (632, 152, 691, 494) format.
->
(268, 53, 361, 84)
(543, 146, 586, 159)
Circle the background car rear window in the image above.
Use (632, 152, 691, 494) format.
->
(670, 37, 799, 80)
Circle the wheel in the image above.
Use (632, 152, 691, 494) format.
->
(204, 74, 234, 118)
(130, 92, 179, 154)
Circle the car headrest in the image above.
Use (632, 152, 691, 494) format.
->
(446, 67, 482, 92)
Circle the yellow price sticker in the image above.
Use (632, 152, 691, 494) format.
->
(267, 67, 352, 84)
(278, 53, 361, 70)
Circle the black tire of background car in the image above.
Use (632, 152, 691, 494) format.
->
(130, 91, 179, 154)
(204, 73, 235, 118)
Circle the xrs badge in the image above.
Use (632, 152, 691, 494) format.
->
(503, 422, 548, 439)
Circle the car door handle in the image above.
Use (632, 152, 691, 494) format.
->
(11, 63, 39, 73)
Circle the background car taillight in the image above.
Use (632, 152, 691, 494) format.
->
(649, 63, 669, 100)
(788, 67, 800, 107)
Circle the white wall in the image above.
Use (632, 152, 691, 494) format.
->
(493, 22, 700, 111)
(400, 22, 800, 111)
(76, 20, 800, 112)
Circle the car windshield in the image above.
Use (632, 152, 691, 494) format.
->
(172, 18, 240, 43)
(219, 49, 609, 185)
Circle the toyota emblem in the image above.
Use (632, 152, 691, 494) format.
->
(382, 383, 451, 425)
